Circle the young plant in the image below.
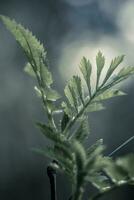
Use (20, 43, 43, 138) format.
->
(1, 15, 134, 200)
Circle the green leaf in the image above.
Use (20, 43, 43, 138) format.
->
(88, 174, 111, 192)
(104, 158, 128, 184)
(24, 62, 36, 77)
(33, 146, 73, 175)
(36, 122, 66, 143)
(86, 155, 106, 175)
(103, 55, 125, 84)
(79, 57, 92, 96)
(61, 101, 74, 118)
(116, 153, 134, 180)
(0, 15, 56, 94)
(34, 86, 42, 98)
(32, 146, 57, 159)
(40, 60, 53, 87)
(73, 116, 90, 142)
(102, 66, 134, 91)
(34, 86, 61, 101)
(86, 142, 105, 174)
(73, 75, 85, 105)
(117, 66, 134, 77)
(61, 112, 70, 132)
(45, 100, 62, 114)
(44, 88, 61, 101)
(73, 140, 86, 171)
(86, 102, 105, 113)
(87, 139, 103, 156)
(54, 142, 73, 161)
(94, 89, 126, 102)
(96, 51, 105, 88)
(64, 80, 79, 112)
(0, 15, 46, 71)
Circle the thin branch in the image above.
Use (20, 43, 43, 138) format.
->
(108, 135, 134, 157)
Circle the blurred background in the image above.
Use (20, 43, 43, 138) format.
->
(0, 0, 134, 199)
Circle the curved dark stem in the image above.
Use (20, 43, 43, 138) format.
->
(47, 164, 57, 200)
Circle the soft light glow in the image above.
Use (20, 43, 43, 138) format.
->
(118, 0, 134, 43)
(58, 37, 123, 88)
(62, 0, 93, 7)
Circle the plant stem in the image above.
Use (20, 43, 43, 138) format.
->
(47, 164, 57, 200)
(63, 92, 97, 136)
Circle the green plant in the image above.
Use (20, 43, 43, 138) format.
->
(1, 15, 134, 200)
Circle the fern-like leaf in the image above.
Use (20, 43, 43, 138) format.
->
(36, 122, 66, 143)
(80, 57, 92, 96)
(73, 116, 90, 142)
(93, 89, 126, 102)
(96, 51, 105, 89)
(103, 55, 125, 84)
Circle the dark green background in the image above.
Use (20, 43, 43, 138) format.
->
(0, 0, 134, 199)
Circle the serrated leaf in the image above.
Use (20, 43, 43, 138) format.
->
(33, 146, 74, 176)
(73, 140, 86, 171)
(88, 174, 111, 192)
(116, 154, 134, 180)
(0, 15, 46, 71)
(103, 55, 124, 84)
(94, 89, 126, 102)
(102, 66, 134, 91)
(34, 86, 61, 101)
(86, 143, 105, 174)
(64, 80, 79, 112)
(61, 101, 74, 118)
(87, 144, 105, 162)
(86, 155, 107, 175)
(73, 75, 84, 105)
(79, 57, 92, 96)
(0, 15, 55, 91)
(64, 83, 74, 107)
(104, 158, 128, 184)
(118, 66, 134, 77)
(32, 146, 56, 159)
(73, 116, 90, 142)
(61, 112, 70, 132)
(36, 122, 66, 143)
(44, 88, 61, 101)
(24, 62, 36, 77)
(96, 51, 105, 88)
(40, 60, 53, 87)
(54, 142, 73, 161)
(87, 139, 103, 156)
(86, 102, 105, 113)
